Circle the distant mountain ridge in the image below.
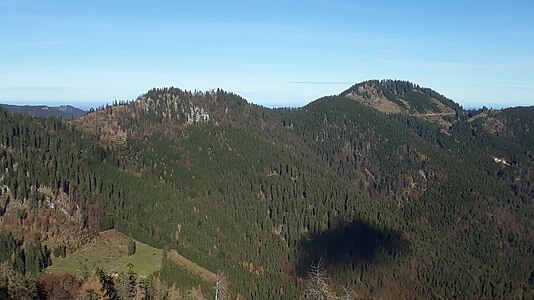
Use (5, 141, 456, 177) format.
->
(0, 103, 85, 120)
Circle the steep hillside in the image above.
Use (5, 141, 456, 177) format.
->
(471, 106, 534, 152)
(0, 104, 85, 120)
(459, 106, 534, 204)
(0, 108, 114, 282)
(275, 95, 533, 298)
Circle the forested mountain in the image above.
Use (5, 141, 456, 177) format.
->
(0, 80, 532, 299)
(0, 104, 85, 120)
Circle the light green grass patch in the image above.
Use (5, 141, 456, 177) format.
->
(46, 229, 162, 277)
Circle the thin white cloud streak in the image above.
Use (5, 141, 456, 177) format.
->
(288, 81, 353, 85)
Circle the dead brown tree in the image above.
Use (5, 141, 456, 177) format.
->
(214, 271, 230, 300)
(302, 260, 355, 300)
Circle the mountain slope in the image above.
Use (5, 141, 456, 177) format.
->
(0, 81, 532, 299)
(459, 106, 534, 204)
(275, 95, 533, 298)
(72, 91, 390, 298)
(71, 85, 533, 298)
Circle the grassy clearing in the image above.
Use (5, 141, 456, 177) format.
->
(46, 229, 162, 277)
(46, 229, 217, 283)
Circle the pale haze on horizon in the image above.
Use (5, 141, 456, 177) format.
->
(0, 0, 533, 109)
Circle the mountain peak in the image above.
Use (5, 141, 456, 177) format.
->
(73, 86, 273, 145)
(340, 80, 462, 119)
(135, 87, 212, 124)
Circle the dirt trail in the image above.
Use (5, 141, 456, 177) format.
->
(409, 112, 456, 117)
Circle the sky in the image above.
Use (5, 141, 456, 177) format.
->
(0, 0, 533, 109)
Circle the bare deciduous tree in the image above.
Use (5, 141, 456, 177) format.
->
(302, 260, 355, 300)
(214, 271, 230, 300)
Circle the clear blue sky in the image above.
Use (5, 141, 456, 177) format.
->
(1, 0, 533, 109)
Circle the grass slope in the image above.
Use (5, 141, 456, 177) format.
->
(46, 229, 217, 287)
(46, 229, 162, 277)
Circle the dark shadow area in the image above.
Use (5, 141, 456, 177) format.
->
(296, 219, 410, 276)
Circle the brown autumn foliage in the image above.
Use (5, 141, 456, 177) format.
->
(37, 273, 83, 299)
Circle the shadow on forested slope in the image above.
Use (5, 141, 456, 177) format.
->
(296, 220, 409, 276)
